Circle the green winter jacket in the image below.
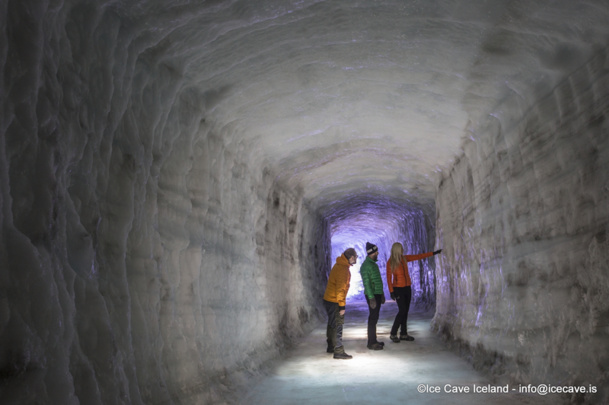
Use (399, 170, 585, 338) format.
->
(360, 256, 385, 299)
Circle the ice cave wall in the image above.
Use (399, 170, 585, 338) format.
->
(0, 3, 330, 405)
(432, 48, 609, 401)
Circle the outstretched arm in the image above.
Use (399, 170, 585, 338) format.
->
(405, 249, 442, 262)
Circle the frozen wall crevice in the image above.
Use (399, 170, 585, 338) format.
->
(432, 48, 609, 402)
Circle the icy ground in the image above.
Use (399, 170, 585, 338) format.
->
(241, 301, 559, 405)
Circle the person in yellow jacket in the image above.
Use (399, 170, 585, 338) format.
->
(323, 248, 358, 359)
(386, 242, 442, 342)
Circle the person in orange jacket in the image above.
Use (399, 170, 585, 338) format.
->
(386, 242, 441, 342)
(323, 248, 358, 359)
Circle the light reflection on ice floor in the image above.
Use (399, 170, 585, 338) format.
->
(240, 301, 560, 405)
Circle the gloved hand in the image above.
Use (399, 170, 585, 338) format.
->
(390, 292, 396, 301)
(433, 249, 442, 255)
(368, 297, 376, 309)
(381, 295, 385, 304)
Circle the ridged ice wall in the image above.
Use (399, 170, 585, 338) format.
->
(0, 3, 330, 404)
(433, 49, 609, 403)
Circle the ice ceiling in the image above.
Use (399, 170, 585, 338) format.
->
(129, 0, 607, 237)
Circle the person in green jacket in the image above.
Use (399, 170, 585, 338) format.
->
(360, 242, 386, 350)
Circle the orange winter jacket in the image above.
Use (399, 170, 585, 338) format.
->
(386, 252, 433, 292)
(323, 254, 351, 309)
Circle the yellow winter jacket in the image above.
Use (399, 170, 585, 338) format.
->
(323, 254, 351, 309)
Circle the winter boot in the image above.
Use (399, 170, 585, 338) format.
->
(333, 346, 353, 359)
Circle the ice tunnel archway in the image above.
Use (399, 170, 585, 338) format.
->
(2, 1, 609, 404)
(328, 200, 436, 304)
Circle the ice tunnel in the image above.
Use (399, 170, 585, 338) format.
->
(1, 0, 609, 404)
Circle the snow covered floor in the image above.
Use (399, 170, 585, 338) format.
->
(240, 301, 559, 405)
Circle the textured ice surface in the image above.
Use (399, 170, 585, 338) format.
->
(1, 0, 609, 404)
(433, 49, 609, 401)
(242, 302, 559, 405)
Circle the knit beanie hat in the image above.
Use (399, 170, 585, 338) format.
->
(343, 248, 357, 260)
(366, 242, 378, 255)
